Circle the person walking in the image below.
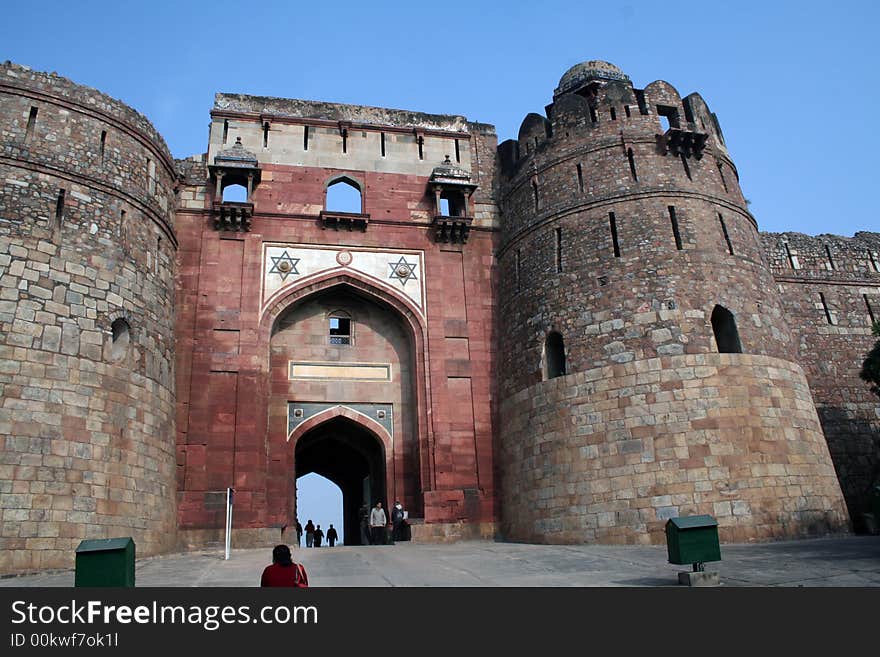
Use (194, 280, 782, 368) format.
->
(326, 524, 338, 547)
(391, 500, 406, 541)
(305, 519, 315, 548)
(370, 501, 387, 545)
(314, 524, 324, 548)
(260, 544, 308, 587)
(295, 520, 303, 548)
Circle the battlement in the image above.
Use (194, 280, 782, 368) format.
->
(498, 61, 729, 178)
(207, 93, 498, 216)
(762, 231, 880, 281)
(1, 61, 173, 168)
(495, 61, 748, 256)
(213, 92, 495, 135)
(498, 61, 738, 181)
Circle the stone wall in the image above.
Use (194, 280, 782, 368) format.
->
(0, 63, 177, 573)
(500, 354, 849, 543)
(762, 231, 880, 526)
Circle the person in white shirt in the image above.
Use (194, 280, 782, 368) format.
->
(369, 502, 387, 545)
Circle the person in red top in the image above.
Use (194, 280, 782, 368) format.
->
(260, 544, 309, 587)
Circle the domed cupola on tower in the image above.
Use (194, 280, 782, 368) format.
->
(553, 60, 631, 100)
(208, 136, 262, 231)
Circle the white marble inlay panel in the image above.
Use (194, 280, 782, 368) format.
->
(262, 243, 425, 313)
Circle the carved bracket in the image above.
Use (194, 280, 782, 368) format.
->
(433, 215, 474, 244)
(320, 210, 369, 231)
(212, 201, 253, 232)
(656, 128, 709, 159)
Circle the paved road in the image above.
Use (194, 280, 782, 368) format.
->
(3, 535, 879, 587)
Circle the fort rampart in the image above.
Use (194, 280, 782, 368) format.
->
(0, 62, 178, 571)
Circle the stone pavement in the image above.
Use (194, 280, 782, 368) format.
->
(2, 535, 879, 587)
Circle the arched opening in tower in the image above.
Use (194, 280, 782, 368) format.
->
(109, 317, 131, 362)
(544, 331, 566, 379)
(711, 305, 743, 353)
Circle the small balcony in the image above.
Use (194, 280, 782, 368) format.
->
(428, 156, 478, 244)
(212, 201, 254, 232)
(432, 214, 474, 244)
(656, 127, 709, 159)
(320, 210, 370, 231)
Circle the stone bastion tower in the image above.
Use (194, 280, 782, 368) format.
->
(495, 61, 850, 544)
(0, 62, 178, 571)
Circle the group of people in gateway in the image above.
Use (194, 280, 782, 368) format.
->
(296, 520, 338, 548)
(362, 500, 410, 545)
(261, 500, 410, 587)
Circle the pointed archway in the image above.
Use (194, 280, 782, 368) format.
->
(292, 413, 389, 545)
(263, 274, 430, 538)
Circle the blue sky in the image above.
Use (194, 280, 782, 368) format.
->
(3, 1, 877, 535)
(3, 1, 877, 237)
(296, 473, 343, 546)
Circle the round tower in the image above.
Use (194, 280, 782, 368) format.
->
(0, 62, 178, 572)
(496, 61, 849, 544)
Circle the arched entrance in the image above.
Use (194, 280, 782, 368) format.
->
(265, 276, 427, 539)
(293, 414, 387, 545)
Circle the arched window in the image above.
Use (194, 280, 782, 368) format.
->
(328, 310, 352, 345)
(711, 305, 742, 353)
(439, 190, 466, 217)
(110, 318, 131, 361)
(326, 178, 362, 214)
(222, 183, 248, 202)
(544, 331, 566, 379)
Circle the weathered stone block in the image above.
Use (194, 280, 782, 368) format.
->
(678, 571, 720, 587)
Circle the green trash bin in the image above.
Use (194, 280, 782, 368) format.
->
(665, 515, 721, 571)
(75, 537, 136, 587)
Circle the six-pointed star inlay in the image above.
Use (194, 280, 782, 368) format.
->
(268, 250, 300, 281)
(388, 256, 418, 287)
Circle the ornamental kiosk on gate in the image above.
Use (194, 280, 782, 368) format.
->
(665, 515, 721, 587)
(74, 537, 135, 587)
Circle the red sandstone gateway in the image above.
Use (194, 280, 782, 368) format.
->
(0, 59, 875, 574)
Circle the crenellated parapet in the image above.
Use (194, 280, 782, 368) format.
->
(0, 62, 176, 239)
(762, 231, 880, 282)
(202, 93, 499, 231)
(497, 62, 744, 249)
